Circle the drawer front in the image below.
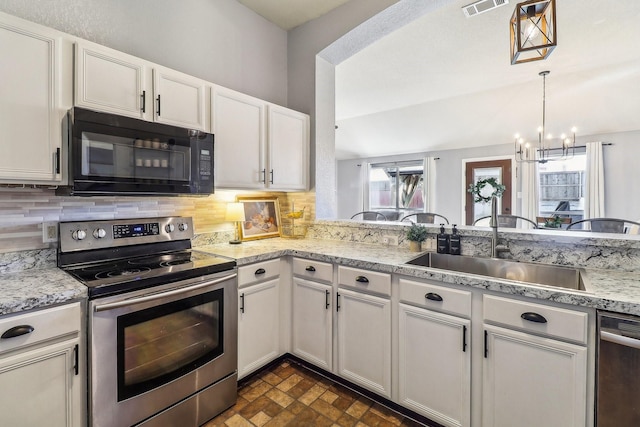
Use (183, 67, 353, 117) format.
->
(399, 278, 471, 318)
(0, 302, 81, 354)
(483, 294, 588, 344)
(293, 258, 333, 283)
(238, 258, 280, 288)
(338, 266, 391, 296)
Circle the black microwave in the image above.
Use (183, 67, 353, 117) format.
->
(57, 108, 214, 196)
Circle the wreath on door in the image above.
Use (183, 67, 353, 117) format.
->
(467, 177, 506, 203)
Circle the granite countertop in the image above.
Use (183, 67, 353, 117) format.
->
(198, 237, 640, 316)
(2, 237, 640, 318)
(0, 267, 87, 316)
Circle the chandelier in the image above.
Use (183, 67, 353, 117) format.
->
(510, 0, 557, 65)
(514, 71, 576, 164)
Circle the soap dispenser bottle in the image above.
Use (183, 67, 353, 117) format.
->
(449, 224, 461, 255)
(437, 224, 450, 254)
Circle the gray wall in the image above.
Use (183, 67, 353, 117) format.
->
(0, 0, 288, 105)
(336, 129, 640, 224)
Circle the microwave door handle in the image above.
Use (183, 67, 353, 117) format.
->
(93, 272, 237, 312)
(601, 330, 640, 350)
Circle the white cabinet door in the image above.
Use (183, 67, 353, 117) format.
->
(398, 303, 471, 427)
(483, 324, 587, 427)
(153, 66, 207, 131)
(267, 104, 309, 191)
(75, 42, 146, 119)
(211, 86, 266, 189)
(76, 42, 208, 131)
(0, 14, 63, 183)
(0, 337, 80, 426)
(292, 278, 332, 370)
(337, 287, 391, 398)
(238, 278, 280, 379)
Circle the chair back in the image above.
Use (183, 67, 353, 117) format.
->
(567, 218, 640, 233)
(473, 214, 537, 229)
(350, 211, 388, 221)
(401, 213, 449, 224)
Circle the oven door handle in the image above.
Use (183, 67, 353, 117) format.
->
(93, 273, 237, 312)
(601, 330, 640, 350)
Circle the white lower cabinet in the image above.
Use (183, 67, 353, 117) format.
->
(0, 302, 83, 426)
(292, 277, 332, 370)
(337, 287, 391, 398)
(482, 294, 589, 427)
(482, 324, 588, 427)
(238, 278, 280, 379)
(398, 303, 471, 427)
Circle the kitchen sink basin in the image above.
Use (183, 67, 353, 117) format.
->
(406, 252, 587, 291)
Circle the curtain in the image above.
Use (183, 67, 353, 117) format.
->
(520, 147, 538, 222)
(585, 141, 605, 219)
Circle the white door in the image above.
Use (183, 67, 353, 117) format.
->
(0, 18, 62, 182)
(153, 66, 207, 131)
(211, 86, 266, 189)
(398, 303, 471, 427)
(483, 324, 587, 427)
(292, 278, 332, 370)
(337, 287, 391, 398)
(237, 279, 280, 379)
(0, 338, 80, 426)
(267, 104, 309, 191)
(75, 42, 146, 119)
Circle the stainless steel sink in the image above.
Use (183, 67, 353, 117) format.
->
(406, 252, 587, 291)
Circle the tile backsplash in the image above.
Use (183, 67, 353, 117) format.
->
(0, 187, 315, 253)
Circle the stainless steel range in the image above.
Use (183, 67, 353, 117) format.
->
(58, 217, 238, 427)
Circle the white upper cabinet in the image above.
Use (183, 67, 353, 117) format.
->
(152, 66, 207, 130)
(0, 12, 70, 184)
(212, 85, 309, 191)
(267, 104, 309, 191)
(75, 42, 208, 131)
(211, 86, 266, 189)
(74, 42, 146, 119)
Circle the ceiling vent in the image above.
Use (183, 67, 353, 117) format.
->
(462, 0, 509, 17)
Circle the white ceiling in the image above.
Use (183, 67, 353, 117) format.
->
(236, 0, 352, 30)
(334, 0, 640, 159)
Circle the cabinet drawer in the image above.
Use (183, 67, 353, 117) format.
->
(238, 259, 280, 288)
(483, 295, 588, 344)
(293, 258, 333, 283)
(0, 302, 81, 354)
(338, 266, 391, 296)
(399, 278, 471, 318)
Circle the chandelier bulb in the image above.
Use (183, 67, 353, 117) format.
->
(571, 126, 577, 133)
(546, 133, 552, 139)
(537, 126, 543, 133)
(525, 142, 531, 149)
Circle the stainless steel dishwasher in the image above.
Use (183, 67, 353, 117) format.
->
(597, 311, 640, 426)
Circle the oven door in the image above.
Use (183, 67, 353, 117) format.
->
(89, 270, 237, 427)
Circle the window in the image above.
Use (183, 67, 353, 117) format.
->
(368, 161, 424, 218)
(538, 153, 586, 223)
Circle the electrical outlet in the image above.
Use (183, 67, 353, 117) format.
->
(42, 221, 58, 243)
(383, 235, 399, 246)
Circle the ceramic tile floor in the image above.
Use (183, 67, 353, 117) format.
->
(204, 359, 429, 427)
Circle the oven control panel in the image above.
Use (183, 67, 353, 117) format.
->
(113, 222, 160, 239)
(59, 217, 194, 252)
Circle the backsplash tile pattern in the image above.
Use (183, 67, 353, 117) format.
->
(0, 188, 316, 253)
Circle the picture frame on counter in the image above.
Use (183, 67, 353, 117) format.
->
(237, 196, 282, 241)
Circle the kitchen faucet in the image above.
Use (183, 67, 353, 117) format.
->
(489, 195, 509, 258)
